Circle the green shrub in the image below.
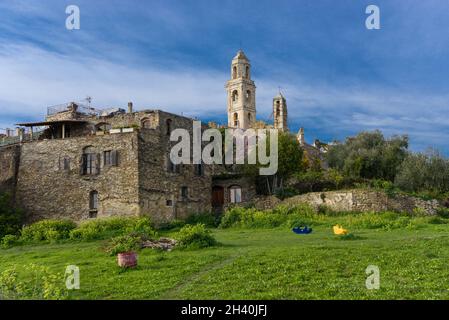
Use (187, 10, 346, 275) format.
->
(21, 220, 76, 242)
(185, 212, 218, 227)
(175, 224, 217, 249)
(1, 235, 19, 248)
(0, 193, 24, 239)
(437, 208, 449, 219)
(153, 219, 186, 231)
(107, 234, 142, 256)
(0, 264, 67, 300)
(70, 216, 155, 241)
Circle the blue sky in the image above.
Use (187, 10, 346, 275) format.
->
(0, 0, 448, 153)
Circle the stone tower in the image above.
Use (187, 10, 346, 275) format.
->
(226, 50, 256, 129)
(273, 92, 288, 131)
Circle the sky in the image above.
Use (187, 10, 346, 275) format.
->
(0, 0, 448, 154)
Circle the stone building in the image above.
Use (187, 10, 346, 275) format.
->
(0, 50, 325, 223)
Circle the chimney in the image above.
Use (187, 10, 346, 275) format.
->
(128, 102, 133, 113)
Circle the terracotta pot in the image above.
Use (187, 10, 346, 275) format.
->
(117, 252, 138, 268)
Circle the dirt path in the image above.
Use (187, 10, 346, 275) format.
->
(160, 251, 244, 299)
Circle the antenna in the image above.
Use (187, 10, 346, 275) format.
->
(85, 96, 92, 107)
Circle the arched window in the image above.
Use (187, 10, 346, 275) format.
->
(95, 122, 111, 132)
(246, 90, 251, 102)
(245, 66, 249, 79)
(276, 101, 281, 115)
(141, 118, 152, 129)
(89, 191, 98, 218)
(229, 185, 242, 203)
(232, 90, 238, 103)
(233, 113, 239, 127)
(232, 66, 237, 79)
(248, 113, 251, 122)
(166, 119, 172, 136)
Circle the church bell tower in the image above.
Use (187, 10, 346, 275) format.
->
(273, 92, 288, 131)
(226, 50, 256, 129)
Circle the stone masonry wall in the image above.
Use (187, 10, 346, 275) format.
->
(138, 111, 212, 223)
(280, 189, 441, 215)
(0, 145, 20, 198)
(16, 132, 140, 223)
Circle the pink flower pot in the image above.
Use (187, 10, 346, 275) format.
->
(117, 252, 138, 268)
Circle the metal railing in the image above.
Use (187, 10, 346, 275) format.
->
(47, 102, 100, 116)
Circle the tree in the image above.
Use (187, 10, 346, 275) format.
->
(395, 149, 449, 195)
(243, 131, 304, 194)
(326, 130, 408, 181)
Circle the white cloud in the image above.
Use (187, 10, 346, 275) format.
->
(1, 42, 449, 154)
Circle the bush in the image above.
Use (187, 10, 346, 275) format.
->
(0, 193, 23, 239)
(175, 224, 217, 249)
(70, 217, 155, 241)
(107, 234, 142, 256)
(1, 235, 19, 248)
(185, 212, 218, 227)
(21, 220, 76, 242)
(437, 208, 449, 219)
(155, 219, 186, 231)
(0, 264, 67, 300)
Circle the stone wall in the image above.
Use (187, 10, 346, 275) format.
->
(16, 132, 140, 223)
(280, 189, 441, 215)
(0, 145, 20, 198)
(138, 111, 212, 223)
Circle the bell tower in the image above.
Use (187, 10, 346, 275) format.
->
(226, 50, 256, 129)
(273, 92, 288, 131)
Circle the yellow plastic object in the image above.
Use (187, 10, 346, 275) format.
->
(333, 224, 349, 235)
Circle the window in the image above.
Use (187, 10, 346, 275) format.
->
(166, 199, 173, 207)
(82, 153, 97, 175)
(96, 123, 111, 132)
(181, 186, 188, 200)
(89, 191, 98, 218)
(166, 119, 172, 136)
(141, 118, 152, 129)
(233, 113, 239, 127)
(104, 151, 112, 166)
(248, 113, 251, 122)
(167, 158, 180, 174)
(232, 66, 237, 79)
(194, 163, 204, 176)
(104, 150, 118, 166)
(229, 186, 242, 204)
(232, 90, 238, 102)
(59, 157, 70, 171)
(246, 90, 251, 102)
(245, 66, 250, 79)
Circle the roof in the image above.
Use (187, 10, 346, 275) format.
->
(233, 50, 249, 61)
(15, 120, 88, 127)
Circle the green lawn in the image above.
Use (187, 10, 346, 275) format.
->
(1, 224, 449, 299)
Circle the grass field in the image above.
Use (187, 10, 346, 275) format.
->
(1, 220, 449, 299)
